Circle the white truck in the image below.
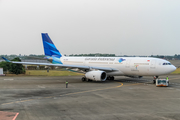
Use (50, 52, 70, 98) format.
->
(156, 79, 169, 87)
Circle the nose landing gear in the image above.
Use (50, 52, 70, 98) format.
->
(153, 76, 158, 84)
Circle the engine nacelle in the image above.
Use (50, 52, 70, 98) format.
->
(85, 71, 107, 81)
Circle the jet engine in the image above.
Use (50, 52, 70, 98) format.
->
(85, 71, 107, 81)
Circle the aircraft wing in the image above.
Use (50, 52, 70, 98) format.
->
(2, 57, 117, 72)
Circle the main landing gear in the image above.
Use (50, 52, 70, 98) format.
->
(82, 77, 92, 82)
(81, 76, 115, 82)
(82, 77, 86, 82)
(153, 76, 158, 84)
(106, 76, 115, 80)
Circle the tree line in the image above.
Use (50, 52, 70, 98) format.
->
(0, 57, 25, 74)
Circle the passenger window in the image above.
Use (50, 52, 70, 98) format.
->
(163, 63, 165, 65)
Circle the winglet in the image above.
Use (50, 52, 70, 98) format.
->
(2, 57, 10, 62)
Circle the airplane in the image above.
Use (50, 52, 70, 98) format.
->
(2, 33, 176, 83)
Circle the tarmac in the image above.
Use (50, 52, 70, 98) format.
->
(0, 75, 180, 120)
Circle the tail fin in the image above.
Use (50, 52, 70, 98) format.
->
(41, 33, 62, 58)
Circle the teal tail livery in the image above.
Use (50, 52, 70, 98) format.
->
(1, 33, 177, 82)
(41, 33, 63, 64)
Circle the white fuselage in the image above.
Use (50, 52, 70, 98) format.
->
(60, 57, 176, 76)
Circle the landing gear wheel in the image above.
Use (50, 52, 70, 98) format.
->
(106, 76, 110, 80)
(107, 76, 114, 80)
(82, 77, 86, 82)
(153, 76, 158, 84)
(110, 76, 114, 80)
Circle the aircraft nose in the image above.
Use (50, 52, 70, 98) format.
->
(171, 65, 176, 72)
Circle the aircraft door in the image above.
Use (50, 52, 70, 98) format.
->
(150, 60, 156, 69)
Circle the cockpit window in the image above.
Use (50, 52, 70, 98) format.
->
(163, 63, 171, 65)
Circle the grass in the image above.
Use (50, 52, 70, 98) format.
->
(6, 70, 83, 76)
(171, 68, 180, 74)
(26, 70, 83, 76)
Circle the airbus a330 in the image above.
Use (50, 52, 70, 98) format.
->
(2, 33, 176, 82)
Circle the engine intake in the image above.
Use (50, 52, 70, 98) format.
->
(85, 71, 107, 81)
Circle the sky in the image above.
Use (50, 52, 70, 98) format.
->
(0, 0, 180, 56)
